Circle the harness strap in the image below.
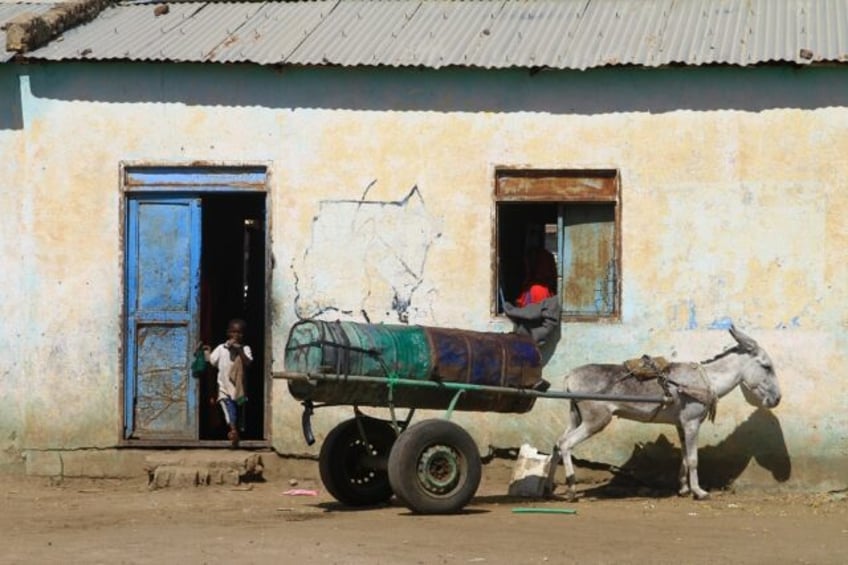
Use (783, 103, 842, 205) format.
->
(620, 366, 673, 422)
(647, 384, 670, 422)
(694, 362, 718, 422)
(666, 363, 717, 423)
(623, 361, 717, 423)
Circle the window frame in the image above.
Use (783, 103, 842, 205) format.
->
(493, 168, 622, 323)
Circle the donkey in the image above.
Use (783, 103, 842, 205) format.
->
(554, 326, 781, 501)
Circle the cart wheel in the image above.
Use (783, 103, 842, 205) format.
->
(388, 419, 481, 514)
(319, 417, 397, 507)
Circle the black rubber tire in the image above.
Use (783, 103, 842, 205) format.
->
(387, 419, 481, 514)
(318, 417, 397, 507)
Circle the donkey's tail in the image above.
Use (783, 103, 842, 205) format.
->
(563, 376, 582, 431)
(567, 397, 582, 430)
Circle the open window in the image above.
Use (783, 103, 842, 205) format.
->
(495, 169, 620, 321)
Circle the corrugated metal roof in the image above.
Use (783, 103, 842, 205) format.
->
(1, 2, 56, 62)
(21, 0, 848, 69)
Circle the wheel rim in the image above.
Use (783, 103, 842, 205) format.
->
(416, 444, 462, 495)
(342, 435, 380, 487)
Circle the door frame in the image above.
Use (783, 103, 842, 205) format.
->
(119, 162, 272, 447)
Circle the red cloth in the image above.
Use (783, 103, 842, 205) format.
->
(516, 247, 557, 307)
(517, 284, 553, 307)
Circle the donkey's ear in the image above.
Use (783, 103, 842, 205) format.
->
(729, 325, 758, 351)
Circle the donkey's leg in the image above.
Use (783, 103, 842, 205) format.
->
(675, 424, 690, 496)
(681, 418, 709, 500)
(556, 401, 612, 501)
(555, 401, 582, 497)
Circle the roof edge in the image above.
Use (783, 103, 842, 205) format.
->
(5, 0, 115, 54)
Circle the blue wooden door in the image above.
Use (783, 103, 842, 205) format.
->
(124, 197, 201, 440)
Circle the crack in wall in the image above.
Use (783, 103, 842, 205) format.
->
(294, 182, 441, 324)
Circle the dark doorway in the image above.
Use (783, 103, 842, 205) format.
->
(198, 193, 266, 441)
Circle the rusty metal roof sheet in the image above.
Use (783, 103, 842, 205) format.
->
(1, 1, 56, 62)
(22, 0, 848, 69)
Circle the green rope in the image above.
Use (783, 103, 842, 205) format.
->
(385, 371, 400, 396)
(445, 389, 465, 421)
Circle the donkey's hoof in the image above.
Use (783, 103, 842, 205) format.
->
(693, 491, 711, 501)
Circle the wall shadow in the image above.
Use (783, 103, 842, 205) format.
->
(0, 67, 22, 130)
(579, 408, 791, 498)
(24, 62, 848, 115)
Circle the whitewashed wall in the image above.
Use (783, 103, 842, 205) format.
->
(1, 63, 845, 489)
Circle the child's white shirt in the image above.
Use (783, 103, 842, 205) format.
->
(209, 343, 253, 400)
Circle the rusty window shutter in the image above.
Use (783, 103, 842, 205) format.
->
(496, 170, 617, 202)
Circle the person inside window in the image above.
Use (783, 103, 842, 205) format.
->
(516, 246, 557, 307)
(504, 246, 560, 358)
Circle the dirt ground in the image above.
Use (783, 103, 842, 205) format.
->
(2, 459, 846, 565)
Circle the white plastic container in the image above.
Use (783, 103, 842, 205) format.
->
(508, 443, 555, 498)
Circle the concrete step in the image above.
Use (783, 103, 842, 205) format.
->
(144, 450, 264, 489)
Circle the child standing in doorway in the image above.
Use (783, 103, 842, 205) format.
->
(202, 319, 252, 447)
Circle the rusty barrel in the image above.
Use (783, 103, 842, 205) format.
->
(284, 320, 542, 413)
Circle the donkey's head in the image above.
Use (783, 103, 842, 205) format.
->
(729, 325, 781, 408)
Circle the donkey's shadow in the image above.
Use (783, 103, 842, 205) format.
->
(578, 408, 790, 498)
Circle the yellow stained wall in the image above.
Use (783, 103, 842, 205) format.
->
(1, 63, 845, 489)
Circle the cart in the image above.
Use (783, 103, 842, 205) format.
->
(276, 320, 665, 514)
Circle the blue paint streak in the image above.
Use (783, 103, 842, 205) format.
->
(709, 317, 734, 330)
(775, 317, 802, 329)
(687, 301, 698, 329)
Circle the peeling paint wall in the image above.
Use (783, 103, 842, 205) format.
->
(1, 62, 846, 489)
(296, 184, 441, 324)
